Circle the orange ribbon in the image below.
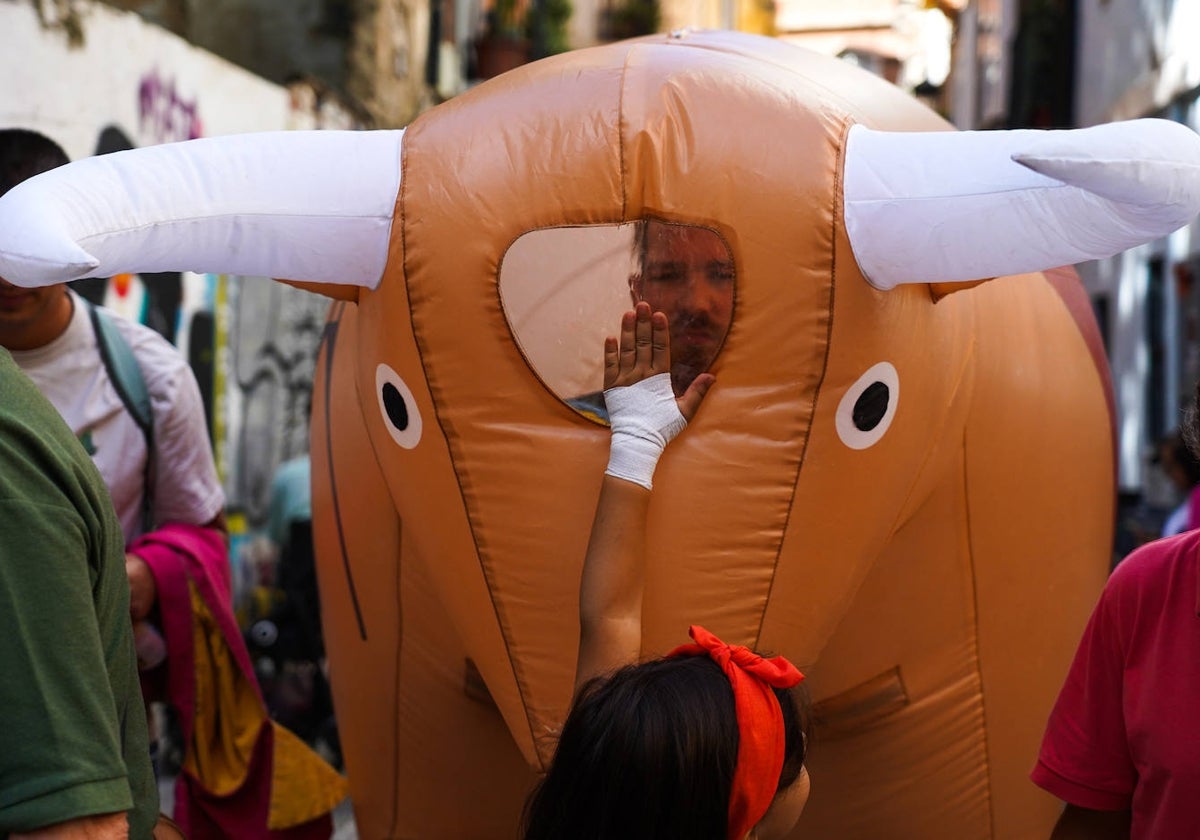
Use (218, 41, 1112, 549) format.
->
(667, 625, 805, 840)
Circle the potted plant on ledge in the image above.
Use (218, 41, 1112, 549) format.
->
(475, 0, 532, 79)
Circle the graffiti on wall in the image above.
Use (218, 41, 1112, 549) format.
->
(139, 69, 204, 144)
(226, 280, 329, 525)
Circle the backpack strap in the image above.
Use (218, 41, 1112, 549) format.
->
(86, 297, 156, 535)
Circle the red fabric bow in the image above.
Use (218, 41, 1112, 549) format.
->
(667, 625, 805, 840)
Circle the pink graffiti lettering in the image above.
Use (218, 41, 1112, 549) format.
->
(138, 70, 203, 144)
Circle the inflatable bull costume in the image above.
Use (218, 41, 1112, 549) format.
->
(3, 30, 1200, 840)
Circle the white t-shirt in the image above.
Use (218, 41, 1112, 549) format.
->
(13, 292, 225, 544)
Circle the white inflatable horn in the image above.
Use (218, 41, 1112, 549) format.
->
(0, 130, 404, 288)
(0, 119, 1198, 292)
(844, 118, 1200, 289)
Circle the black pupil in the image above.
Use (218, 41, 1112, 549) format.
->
(852, 382, 889, 431)
(382, 383, 409, 430)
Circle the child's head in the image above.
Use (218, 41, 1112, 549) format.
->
(523, 629, 808, 840)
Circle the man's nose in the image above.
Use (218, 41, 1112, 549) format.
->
(684, 272, 723, 312)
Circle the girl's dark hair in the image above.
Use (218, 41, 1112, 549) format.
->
(522, 654, 807, 840)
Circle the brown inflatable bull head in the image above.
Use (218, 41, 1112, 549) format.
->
(3, 31, 1200, 840)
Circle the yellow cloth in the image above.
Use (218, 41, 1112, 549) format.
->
(268, 722, 350, 829)
(182, 582, 348, 829)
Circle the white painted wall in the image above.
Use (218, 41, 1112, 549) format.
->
(0, 0, 291, 157)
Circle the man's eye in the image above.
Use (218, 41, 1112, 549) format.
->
(710, 265, 735, 283)
(647, 267, 686, 283)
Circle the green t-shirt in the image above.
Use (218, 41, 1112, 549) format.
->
(0, 349, 157, 838)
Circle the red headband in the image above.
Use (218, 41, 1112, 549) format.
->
(667, 625, 805, 840)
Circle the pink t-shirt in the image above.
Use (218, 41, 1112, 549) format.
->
(1031, 529, 1200, 839)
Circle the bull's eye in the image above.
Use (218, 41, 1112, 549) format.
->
(382, 384, 409, 430)
(375, 363, 423, 449)
(836, 362, 898, 450)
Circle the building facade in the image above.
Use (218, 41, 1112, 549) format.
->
(1074, 0, 1200, 531)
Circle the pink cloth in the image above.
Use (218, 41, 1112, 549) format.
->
(131, 523, 333, 840)
(1031, 529, 1200, 838)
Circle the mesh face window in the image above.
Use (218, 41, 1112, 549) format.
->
(499, 221, 735, 423)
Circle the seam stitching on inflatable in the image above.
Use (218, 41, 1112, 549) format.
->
(618, 48, 630, 220)
(318, 310, 369, 642)
(400, 128, 543, 768)
(755, 117, 848, 648)
(961, 420, 996, 836)
(390, 516, 404, 836)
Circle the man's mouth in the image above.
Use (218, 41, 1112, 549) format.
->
(673, 319, 721, 346)
(0, 289, 33, 310)
(677, 330, 715, 345)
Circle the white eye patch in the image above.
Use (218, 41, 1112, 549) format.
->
(375, 363, 423, 449)
(836, 362, 898, 450)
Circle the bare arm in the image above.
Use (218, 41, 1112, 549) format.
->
(575, 474, 651, 687)
(574, 303, 712, 689)
(12, 811, 128, 839)
(1048, 804, 1130, 840)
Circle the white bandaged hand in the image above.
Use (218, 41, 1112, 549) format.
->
(604, 373, 687, 490)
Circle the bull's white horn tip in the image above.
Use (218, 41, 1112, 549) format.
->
(1009, 118, 1200, 210)
(1011, 155, 1200, 216)
(0, 255, 100, 287)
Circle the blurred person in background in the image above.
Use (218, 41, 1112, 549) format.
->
(0, 128, 345, 839)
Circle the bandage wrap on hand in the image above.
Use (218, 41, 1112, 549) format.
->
(604, 373, 688, 490)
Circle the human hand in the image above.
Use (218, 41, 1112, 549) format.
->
(126, 553, 157, 621)
(601, 302, 714, 490)
(602, 301, 714, 422)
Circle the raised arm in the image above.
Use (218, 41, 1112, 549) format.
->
(574, 302, 713, 689)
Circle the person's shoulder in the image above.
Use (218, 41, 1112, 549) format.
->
(102, 307, 192, 392)
(0, 352, 108, 507)
(106, 308, 182, 359)
(1107, 529, 1199, 597)
(0, 350, 72, 441)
